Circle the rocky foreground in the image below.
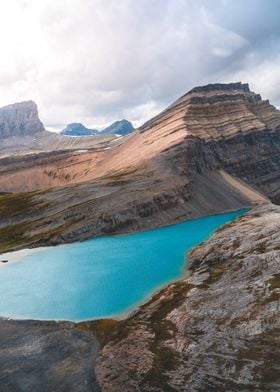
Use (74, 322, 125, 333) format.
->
(1, 204, 279, 391)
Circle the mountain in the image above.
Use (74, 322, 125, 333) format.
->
(60, 119, 134, 136)
(0, 103, 121, 155)
(0, 83, 280, 390)
(0, 82, 279, 253)
(100, 119, 134, 135)
(0, 100, 44, 137)
(61, 123, 98, 136)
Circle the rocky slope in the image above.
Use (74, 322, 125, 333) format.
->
(94, 204, 280, 391)
(0, 319, 101, 392)
(1, 82, 280, 252)
(1, 205, 279, 391)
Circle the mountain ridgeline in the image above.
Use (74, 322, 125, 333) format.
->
(61, 119, 134, 136)
(100, 119, 134, 135)
(0, 82, 279, 252)
(61, 123, 99, 136)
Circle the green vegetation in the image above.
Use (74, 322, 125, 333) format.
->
(0, 192, 37, 217)
(0, 192, 39, 252)
(0, 192, 65, 253)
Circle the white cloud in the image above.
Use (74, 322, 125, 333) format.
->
(0, 0, 279, 130)
(228, 56, 280, 103)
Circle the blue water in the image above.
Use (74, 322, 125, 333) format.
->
(0, 209, 246, 321)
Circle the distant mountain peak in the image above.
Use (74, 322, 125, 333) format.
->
(61, 123, 98, 136)
(100, 119, 134, 135)
(61, 119, 135, 136)
(0, 100, 44, 138)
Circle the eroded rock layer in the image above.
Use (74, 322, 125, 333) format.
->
(139, 82, 280, 141)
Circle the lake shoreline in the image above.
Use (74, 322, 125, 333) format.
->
(0, 206, 251, 257)
(0, 208, 249, 321)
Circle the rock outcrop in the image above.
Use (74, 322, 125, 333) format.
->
(0, 319, 101, 392)
(0, 205, 279, 391)
(0, 101, 44, 138)
(95, 204, 280, 391)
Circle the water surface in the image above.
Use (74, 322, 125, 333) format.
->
(0, 209, 246, 320)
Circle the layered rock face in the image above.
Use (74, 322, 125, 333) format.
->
(139, 82, 280, 140)
(138, 82, 280, 202)
(155, 83, 280, 203)
(0, 101, 44, 138)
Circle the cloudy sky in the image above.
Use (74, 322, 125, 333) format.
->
(0, 0, 279, 130)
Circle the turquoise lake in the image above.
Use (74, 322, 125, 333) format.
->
(0, 209, 246, 321)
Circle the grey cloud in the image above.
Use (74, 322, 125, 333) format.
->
(0, 0, 279, 130)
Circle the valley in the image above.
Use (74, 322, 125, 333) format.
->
(0, 82, 279, 391)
